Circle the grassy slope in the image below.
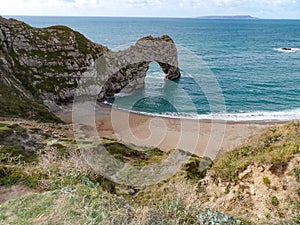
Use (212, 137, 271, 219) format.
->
(0, 121, 216, 224)
(0, 18, 107, 123)
(0, 121, 299, 224)
(212, 121, 300, 181)
(0, 70, 62, 123)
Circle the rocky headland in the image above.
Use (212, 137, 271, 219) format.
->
(0, 16, 180, 122)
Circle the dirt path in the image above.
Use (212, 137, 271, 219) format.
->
(0, 185, 37, 203)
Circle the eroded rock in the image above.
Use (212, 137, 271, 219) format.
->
(0, 16, 181, 117)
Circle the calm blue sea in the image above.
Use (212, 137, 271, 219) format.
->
(7, 16, 300, 121)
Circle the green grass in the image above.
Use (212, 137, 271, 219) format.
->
(58, 138, 77, 144)
(212, 121, 300, 181)
(0, 165, 23, 186)
(0, 123, 45, 164)
(262, 176, 271, 187)
(270, 196, 279, 206)
(0, 182, 206, 225)
(0, 184, 130, 225)
(0, 71, 62, 123)
(0, 190, 60, 225)
(293, 168, 300, 182)
(48, 25, 74, 32)
(103, 141, 165, 166)
(0, 126, 13, 139)
(181, 156, 213, 180)
(26, 49, 63, 60)
(34, 75, 78, 95)
(0, 126, 11, 132)
(48, 25, 93, 55)
(0, 145, 36, 163)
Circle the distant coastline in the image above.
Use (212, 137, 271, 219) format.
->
(196, 15, 259, 19)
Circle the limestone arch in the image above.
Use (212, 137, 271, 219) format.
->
(97, 35, 181, 101)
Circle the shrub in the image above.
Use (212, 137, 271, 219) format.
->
(270, 196, 279, 206)
(262, 176, 271, 187)
(197, 208, 243, 225)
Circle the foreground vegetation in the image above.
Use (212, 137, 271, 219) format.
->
(212, 121, 300, 181)
(0, 120, 299, 224)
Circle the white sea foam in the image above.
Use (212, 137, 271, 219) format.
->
(113, 92, 135, 97)
(201, 109, 300, 122)
(146, 71, 165, 80)
(274, 48, 300, 53)
(106, 104, 300, 122)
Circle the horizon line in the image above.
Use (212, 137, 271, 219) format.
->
(3, 14, 300, 20)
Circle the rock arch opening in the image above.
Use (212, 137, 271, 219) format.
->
(97, 35, 181, 101)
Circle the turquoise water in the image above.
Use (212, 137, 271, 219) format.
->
(8, 16, 300, 121)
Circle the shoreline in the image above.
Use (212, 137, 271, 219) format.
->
(101, 103, 294, 124)
(101, 102, 300, 124)
(57, 103, 293, 158)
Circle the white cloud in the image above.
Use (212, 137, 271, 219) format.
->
(178, 0, 300, 18)
(0, 0, 299, 18)
(187, 0, 297, 8)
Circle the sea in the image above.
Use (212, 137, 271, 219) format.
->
(7, 16, 300, 121)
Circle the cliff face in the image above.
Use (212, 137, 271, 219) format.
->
(0, 17, 108, 105)
(0, 16, 180, 121)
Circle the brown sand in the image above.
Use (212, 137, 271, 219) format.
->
(58, 103, 287, 158)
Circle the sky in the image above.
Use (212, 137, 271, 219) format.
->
(1, 0, 300, 19)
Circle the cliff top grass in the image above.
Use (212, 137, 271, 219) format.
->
(212, 121, 300, 182)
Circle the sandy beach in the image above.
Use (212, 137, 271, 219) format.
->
(57, 103, 289, 158)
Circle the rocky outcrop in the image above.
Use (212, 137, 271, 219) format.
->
(281, 47, 292, 51)
(0, 16, 108, 106)
(0, 16, 180, 120)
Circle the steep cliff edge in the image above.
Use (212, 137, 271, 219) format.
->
(0, 16, 108, 105)
(0, 16, 180, 121)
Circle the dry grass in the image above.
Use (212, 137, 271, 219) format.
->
(1, 121, 300, 224)
(211, 121, 300, 182)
